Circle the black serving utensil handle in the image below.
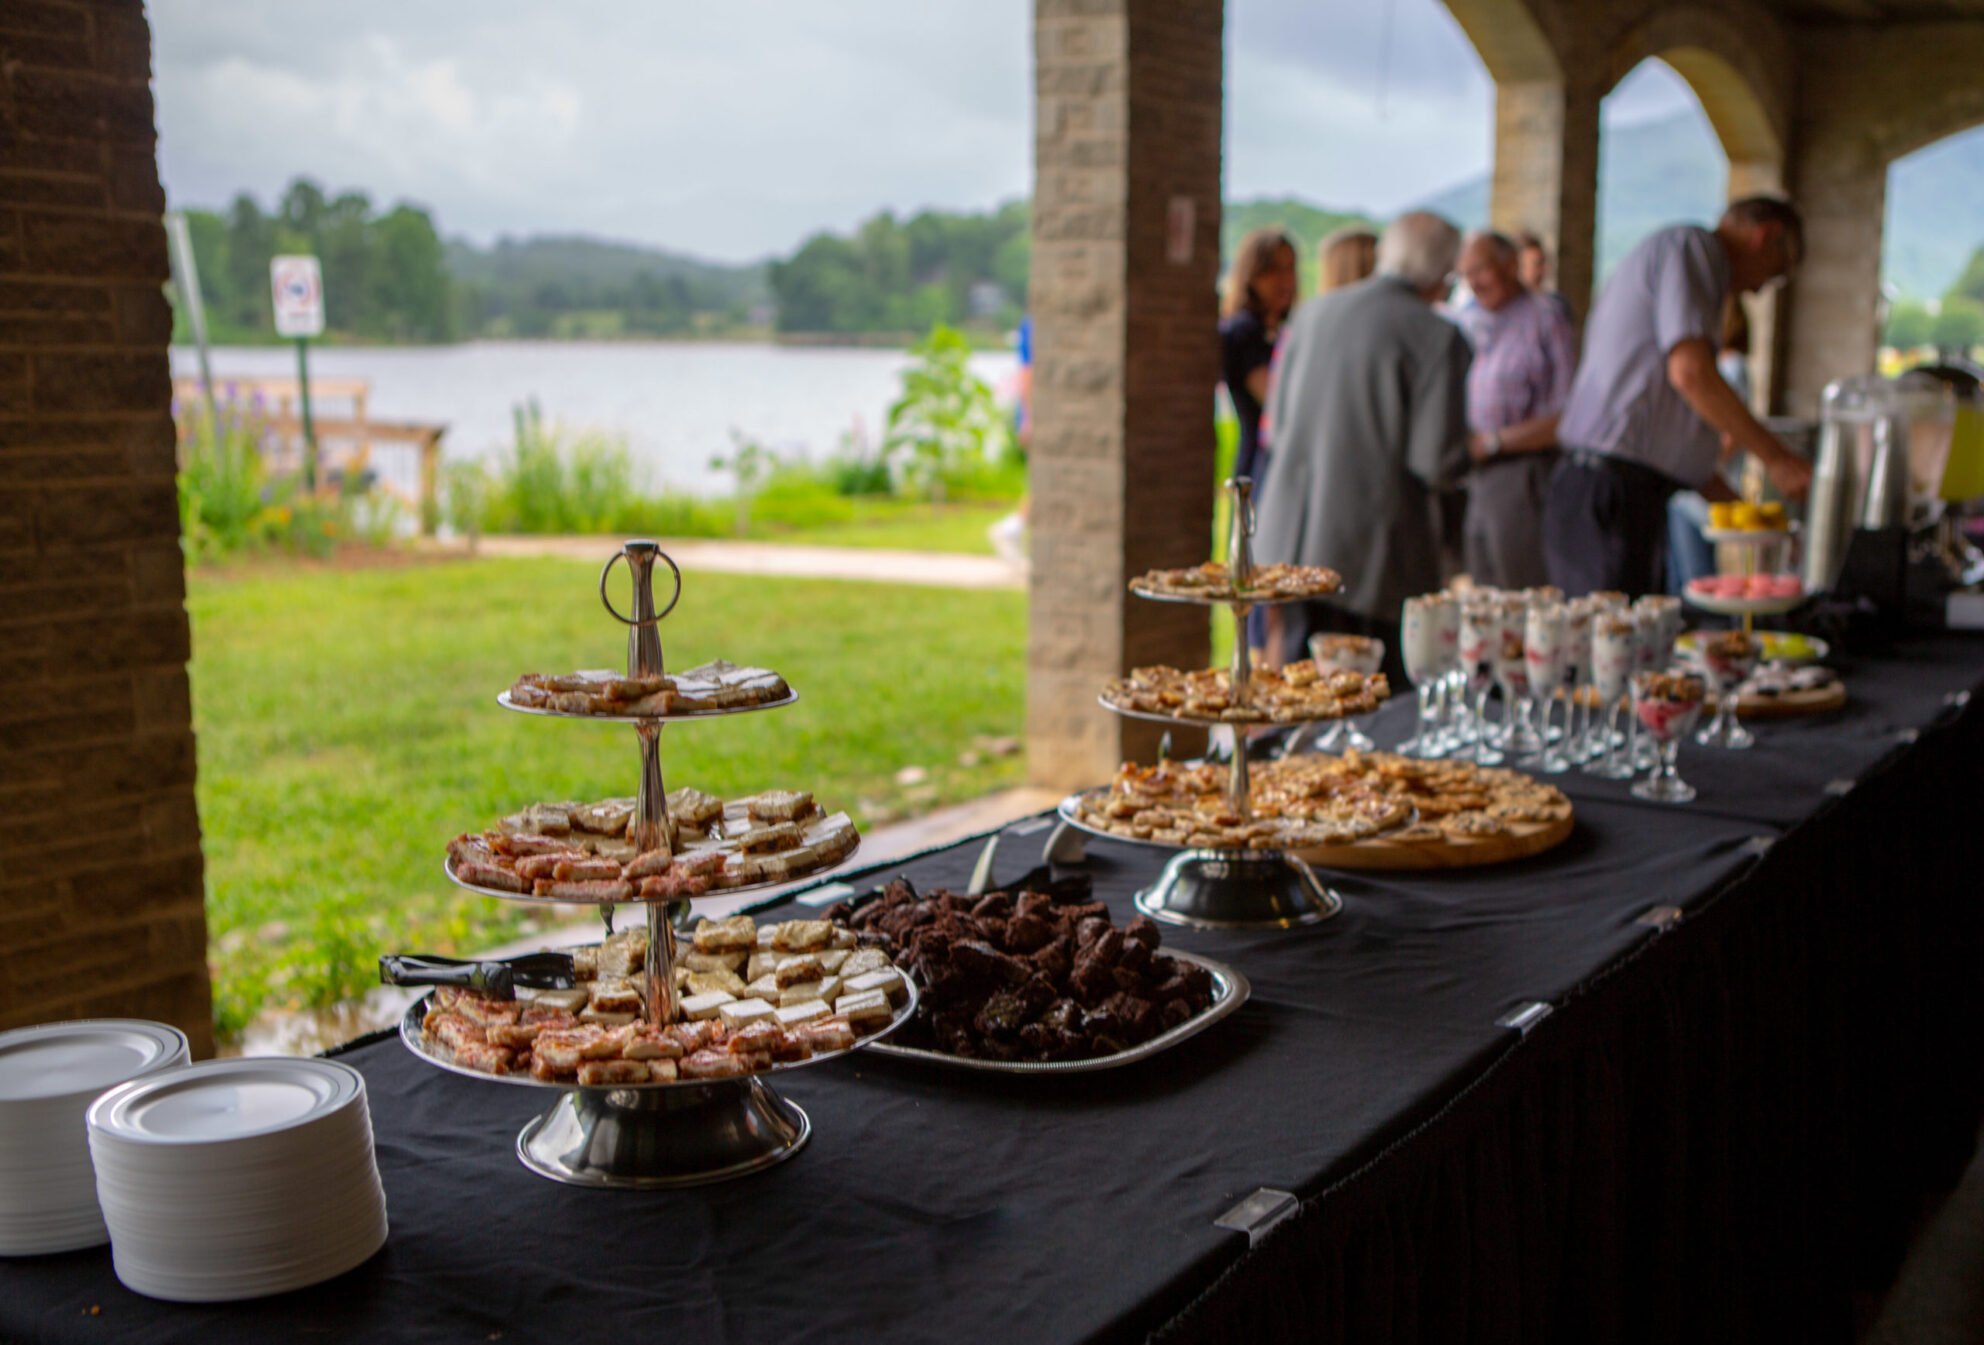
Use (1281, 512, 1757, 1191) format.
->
(379, 954, 516, 999)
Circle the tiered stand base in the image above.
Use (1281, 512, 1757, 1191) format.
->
(1056, 796, 1343, 929)
(517, 1075, 811, 1190)
(1134, 847, 1341, 929)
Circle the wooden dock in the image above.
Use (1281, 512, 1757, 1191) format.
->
(174, 376, 448, 535)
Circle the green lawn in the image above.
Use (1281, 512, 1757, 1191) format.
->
(188, 557, 1026, 1040)
(749, 500, 1010, 554)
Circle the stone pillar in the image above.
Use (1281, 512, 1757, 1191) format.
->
(0, 1, 213, 1054)
(1490, 78, 1600, 321)
(1027, 0, 1222, 792)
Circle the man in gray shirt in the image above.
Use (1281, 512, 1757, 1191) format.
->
(1257, 212, 1472, 676)
(1542, 197, 1813, 596)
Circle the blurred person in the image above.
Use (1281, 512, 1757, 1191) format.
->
(1219, 229, 1299, 485)
(1517, 230, 1574, 322)
(1456, 230, 1577, 589)
(988, 315, 1032, 567)
(1316, 225, 1378, 295)
(1664, 297, 1752, 593)
(1542, 197, 1813, 597)
(1255, 212, 1472, 683)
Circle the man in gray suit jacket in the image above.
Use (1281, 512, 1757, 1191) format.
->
(1256, 212, 1473, 682)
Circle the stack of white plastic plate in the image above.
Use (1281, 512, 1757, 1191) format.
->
(0, 1020, 189, 1256)
(87, 1058, 387, 1301)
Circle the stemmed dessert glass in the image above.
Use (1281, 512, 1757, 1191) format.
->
(1496, 597, 1544, 758)
(1456, 595, 1505, 766)
(1522, 602, 1573, 773)
(1398, 595, 1457, 757)
(1307, 634, 1383, 753)
(1584, 614, 1639, 779)
(1559, 601, 1595, 762)
(1630, 670, 1707, 803)
(1694, 629, 1760, 750)
(1628, 596, 1681, 769)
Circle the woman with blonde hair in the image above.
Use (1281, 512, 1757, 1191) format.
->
(1316, 224, 1378, 294)
(1220, 229, 1298, 484)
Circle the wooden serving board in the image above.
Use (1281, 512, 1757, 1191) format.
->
(1293, 810, 1574, 871)
(1732, 680, 1846, 720)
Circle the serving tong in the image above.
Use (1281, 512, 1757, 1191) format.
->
(379, 952, 577, 1000)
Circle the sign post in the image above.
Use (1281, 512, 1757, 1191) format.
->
(270, 255, 326, 490)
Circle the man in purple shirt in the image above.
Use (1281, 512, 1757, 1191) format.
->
(1542, 197, 1813, 596)
(1457, 231, 1577, 588)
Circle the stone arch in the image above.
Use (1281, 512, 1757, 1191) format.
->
(1601, 5, 1790, 196)
(1444, 0, 1563, 84)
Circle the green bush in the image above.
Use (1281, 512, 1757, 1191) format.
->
(176, 398, 346, 563)
(883, 324, 1014, 501)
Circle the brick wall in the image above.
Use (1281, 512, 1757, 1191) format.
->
(1026, 0, 1222, 791)
(0, 0, 212, 1055)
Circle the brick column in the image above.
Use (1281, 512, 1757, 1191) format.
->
(1025, 0, 1223, 792)
(0, 1, 212, 1054)
(1490, 78, 1600, 321)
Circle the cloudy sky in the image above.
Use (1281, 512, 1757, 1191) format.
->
(151, 1, 1696, 263)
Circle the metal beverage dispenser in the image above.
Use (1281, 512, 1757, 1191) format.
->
(1806, 372, 1966, 629)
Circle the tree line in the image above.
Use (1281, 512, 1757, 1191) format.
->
(1885, 244, 1984, 354)
(179, 181, 455, 343)
(172, 178, 1033, 345)
(767, 199, 1029, 335)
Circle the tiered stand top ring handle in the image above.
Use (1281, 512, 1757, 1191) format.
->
(599, 540, 683, 682)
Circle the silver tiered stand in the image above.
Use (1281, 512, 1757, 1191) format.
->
(404, 540, 902, 1190)
(1060, 478, 1353, 929)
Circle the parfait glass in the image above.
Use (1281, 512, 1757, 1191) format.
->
(1694, 629, 1760, 750)
(1398, 595, 1457, 757)
(1456, 596, 1505, 766)
(1584, 614, 1638, 778)
(1495, 598, 1544, 757)
(1560, 601, 1596, 761)
(1627, 598, 1678, 770)
(1308, 634, 1384, 753)
(1522, 603, 1572, 773)
(1630, 670, 1707, 803)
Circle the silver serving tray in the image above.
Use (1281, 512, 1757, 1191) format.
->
(1128, 581, 1334, 609)
(442, 835, 862, 906)
(1097, 692, 1379, 730)
(1055, 789, 1416, 857)
(496, 687, 799, 723)
(863, 948, 1250, 1075)
(401, 973, 919, 1092)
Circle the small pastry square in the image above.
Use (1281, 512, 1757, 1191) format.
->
(692, 915, 757, 953)
(747, 790, 815, 823)
(718, 997, 777, 1030)
(680, 991, 734, 1021)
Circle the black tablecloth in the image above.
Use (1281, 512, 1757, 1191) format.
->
(5, 636, 1981, 1345)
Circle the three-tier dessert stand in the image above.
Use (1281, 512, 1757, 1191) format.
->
(402, 540, 904, 1189)
(1058, 478, 1389, 929)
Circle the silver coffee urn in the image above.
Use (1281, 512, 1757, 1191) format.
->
(1804, 373, 1955, 626)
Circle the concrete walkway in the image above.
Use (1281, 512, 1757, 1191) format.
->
(468, 535, 1026, 591)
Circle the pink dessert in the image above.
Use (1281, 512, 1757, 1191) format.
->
(1687, 573, 1804, 602)
(1633, 671, 1706, 743)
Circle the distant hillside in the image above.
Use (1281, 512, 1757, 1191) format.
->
(1412, 110, 1982, 298)
(1885, 129, 1984, 301)
(444, 235, 769, 338)
(1416, 111, 1727, 281)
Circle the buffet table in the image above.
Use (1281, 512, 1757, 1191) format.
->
(4, 634, 1981, 1345)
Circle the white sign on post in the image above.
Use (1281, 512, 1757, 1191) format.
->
(270, 255, 325, 338)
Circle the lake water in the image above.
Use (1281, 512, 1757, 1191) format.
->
(171, 341, 1020, 496)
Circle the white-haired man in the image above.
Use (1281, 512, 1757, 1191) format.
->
(1256, 211, 1472, 679)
